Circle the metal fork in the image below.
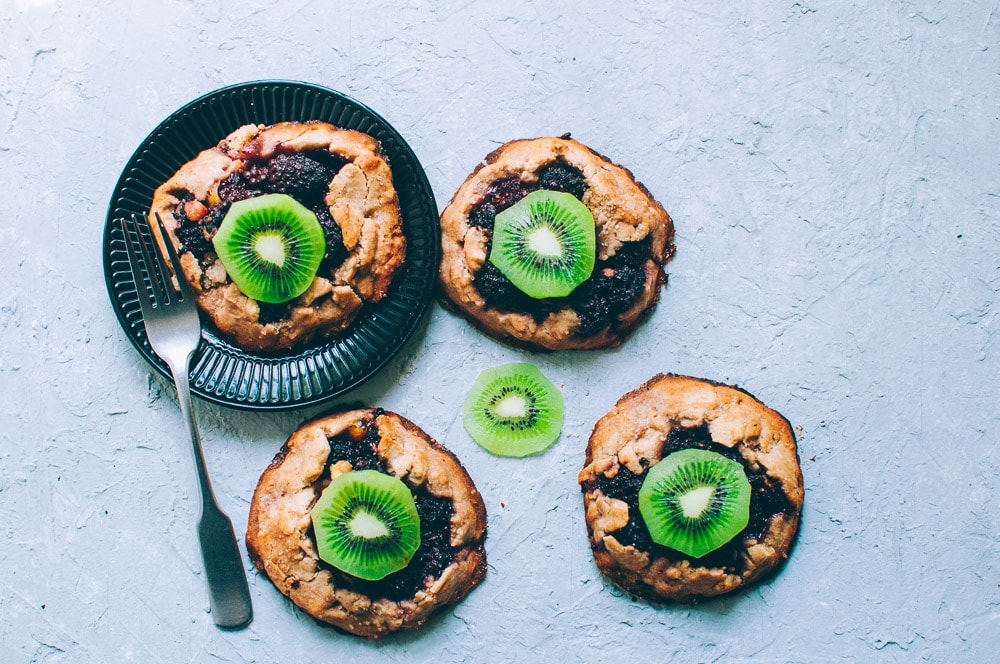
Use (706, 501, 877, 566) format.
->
(122, 212, 253, 629)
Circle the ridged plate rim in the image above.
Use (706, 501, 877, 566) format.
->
(103, 80, 439, 411)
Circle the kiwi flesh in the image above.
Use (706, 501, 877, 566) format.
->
(462, 362, 564, 457)
(488, 190, 596, 299)
(212, 193, 326, 303)
(637, 448, 751, 558)
(310, 469, 421, 581)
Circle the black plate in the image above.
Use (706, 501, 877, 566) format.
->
(103, 81, 439, 410)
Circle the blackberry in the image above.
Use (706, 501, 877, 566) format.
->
(316, 207, 349, 274)
(217, 172, 263, 204)
(485, 176, 530, 212)
(537, 162, 587, 199)
(242, 162, 270, 186)
(325, 416, 387, 474)
(200, 201, 229, 234)
(367, 492, 454, 601)
(256, 302, 290, 325)
(174, 222, 213, 259)
(266, 153, 335, 207)
(474, 261, 556, 320)
(569, 241, 649, 336)
(468, 201, 497, 229)
(469, 164, 586, 230)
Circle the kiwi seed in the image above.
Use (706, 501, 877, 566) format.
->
(310, 469, 421, 581)
(488, 190, 596, 299)
(212, 193, 326, 303)
(462, 362, 564, 457)
(637, 448, 751, 558)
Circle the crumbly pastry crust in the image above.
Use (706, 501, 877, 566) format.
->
(439, 136, 675, 351)
(246, 409, 488, 638)
(579, 374, 803, 602)
(150, 121, 406, 351)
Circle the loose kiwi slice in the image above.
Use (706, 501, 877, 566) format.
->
(310, 469, 421, 581)
(488, 190, 596, 299)
(212, 193, 326, 303)
(637, 448, 751, 558)
(462, 362, 564, 457)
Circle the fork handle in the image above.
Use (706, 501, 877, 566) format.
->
(172, 361, 253, 629)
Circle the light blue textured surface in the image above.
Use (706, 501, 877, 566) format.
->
(1, 1, 998, 662)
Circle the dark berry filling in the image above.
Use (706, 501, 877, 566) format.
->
(582, 423, 793, 573)
(467, 162, 586, 230)
(467, 161, 649, 336)
(256, 302, 291, 326)
(171, 150, 350, 323)
(315, 206, 349, 276)
(566, 241, 649, 337)
(473, 262, 559, 319)
(537, 162, 587, 199)
(309, 411, 457, 602)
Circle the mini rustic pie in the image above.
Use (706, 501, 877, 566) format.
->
(246, 408, 487, 638)
(579, 374, 803, 602)
(149, 121, 405, 352)
(439, 135, 674, 351)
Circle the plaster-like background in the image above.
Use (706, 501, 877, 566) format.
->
(1, 1, 997, 661)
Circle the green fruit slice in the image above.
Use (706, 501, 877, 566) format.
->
(462, 362, 564, 457)
(310, 469, 421, 581)
(212, 193, 326, 303)
(638, 448, 751, 558)
(489, 190, 596, 299)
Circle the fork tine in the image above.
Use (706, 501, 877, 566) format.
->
(153, 211, 195, 302)
(122, 216, 156, 318)
(131, 213, 173, 307)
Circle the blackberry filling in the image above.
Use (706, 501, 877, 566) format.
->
(473, 262, 559, 319)
(537, 162, 586, 199)
(567, 240, 649, 337)
(585, 424, 793, 573)
(467, 162, 585, 230)
(309, 412, 457, 602)
(256, 302, 291, 326)
(264, 153, 343, 207)
(170, 150, 351, 320)
(315, 206, 349, 276)
(467, 161, 648, 334)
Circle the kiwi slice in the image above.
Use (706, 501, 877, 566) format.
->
(212, 193, 326, 303)
(462, 362, 564, 457)
(488, 190, 596, 299)
(637, 448, 751, 558)
(310, 469, 421, 581)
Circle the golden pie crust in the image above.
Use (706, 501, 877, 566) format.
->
(439, 136, 674, 350)
(579, 374, 803, 602)
(246, 409, 488, 638)
(149, 121, 405, 351)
